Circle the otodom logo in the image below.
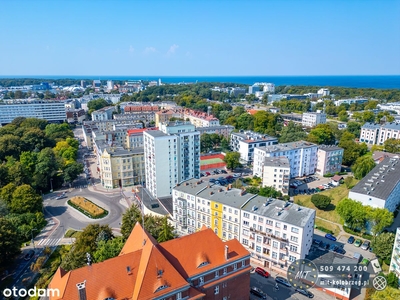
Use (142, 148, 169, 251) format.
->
(2, 287, 60, 298)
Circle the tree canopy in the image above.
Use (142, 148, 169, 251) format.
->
(307, 124, 336, 145)
(352, 156, 376, 179)
(223, 152, 241, 171)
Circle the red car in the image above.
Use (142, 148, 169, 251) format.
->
(205, 172, 211, 176)
(255, 267, 270, 278)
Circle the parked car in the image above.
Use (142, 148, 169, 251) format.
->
(361, 240, 370, 250)
(205, 172, 211, 176)
(250, 286, 267, 299)
(226, 175, 233, 179)
(295, 288, 314, 298)
(209, 178, 216, 183)
(347, 236, 355, 244)
(325, 234, 337, 241)
(255, 267, 270, 278)
(220, 169, 227, 174)
(200, 172, 205, 177)
(233, 173, 241, 178)
(275, 276, 291, 287)
(24, 250, 35, 261)
(354, 239, 362, 247)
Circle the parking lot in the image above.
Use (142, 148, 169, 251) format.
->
(200, 168, 242, 186)
(289, 175, 337, 197)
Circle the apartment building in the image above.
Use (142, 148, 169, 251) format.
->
(316, 145, 344, 176)
(124, 105, 159, 113)
(230, 87, 246, 97)
(389, 227, 400, 280)
(240, 196, 315, 269)
(261, 157, 290, 195)
(377, 102, 400, 115)
(253, 141, 318, 179)
(184, 109, 220, 127)
(0, 100, 66, 124)
(302, 112, 327, 127)
(360, 122, 400, 145)
(317, 88, 330, 97)
(66, 108, 86, 124)
(144, 122, 200, 198)
(172, 179, 315, 270)
(334, 98, 368, 106)
(113, 111, 156, 124)
(230, 131, 278, 163)
(99, 145, 145, 189)
(91, 106, 115, 121)
(49, 222, 251, 300)
(195, 125, 235, 139)
(348, 157, 400, 212)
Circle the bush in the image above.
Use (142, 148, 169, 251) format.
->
(343, 226, 373, 240)
(315, 226, 333, 234)
(311, 194, 332, 209)
(323, 173, 334, 178)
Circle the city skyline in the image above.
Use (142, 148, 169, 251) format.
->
(1, 0, 399, 76)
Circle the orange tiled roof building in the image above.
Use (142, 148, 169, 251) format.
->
(49, 223, 251, 300)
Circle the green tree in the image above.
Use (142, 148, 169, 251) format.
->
(384, 138, 400, 153)
(221, 137, 230, 151)
(237, 113, 254, 130)
(352, 156, 376, 179)
(121, 205, 143, 240)
(0, 217, 21, 266)
(371, 232, 395, 262)
(223, 152, 241, 171)
(344, 176, 355, 189)
(157, 216, 175, 242)
(63, 162, 84, 184)
(0, 182, 16, 206)
(311, 194, 332, 209)
(10, 184, 43, 214)
(338, 111, 348, 122)
(0, 134, 21, 160)
(307, 124, 336, 145)
(386, 272, 399, 289)
(346, 121, 361, 137)
(93, 237, 124, 263)
(339, 132, 368, 166)
(368, 207, 393, 236)
(336, 198, 366, 230)
(362, 111, 375, 123)
(88, 98, 110, 114)
(258, 186, 282, 198)
(45, 123, 73, 141)
(278, 121, 307, 143)
(200, 134, 213, 153)
(35, 147, 59, 190)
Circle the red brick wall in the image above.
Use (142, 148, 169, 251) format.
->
(202, 271, 250, 299)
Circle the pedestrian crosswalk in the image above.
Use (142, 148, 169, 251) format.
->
(37, 238, 62, 246)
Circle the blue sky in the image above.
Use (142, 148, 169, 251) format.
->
(1, 0, 399, 76)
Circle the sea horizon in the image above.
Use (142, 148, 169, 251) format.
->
(1, 75, 399, 89)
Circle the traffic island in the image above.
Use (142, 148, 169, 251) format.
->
(68, 196, 108, 219)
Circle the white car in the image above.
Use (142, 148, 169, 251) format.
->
(233, 173, 241, 178)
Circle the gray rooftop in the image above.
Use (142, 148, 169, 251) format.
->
(242, 196, 315, 228)
(361, 123, 380, 130)
(257, 140, 317, 153)
(144, 130, 167, 137)
(263, 156, 290, 168)
(382, 122, 400, 130)
(350, 157, 400, 200)
(318, 145, 344, 152)
(136, 186, 169, 216)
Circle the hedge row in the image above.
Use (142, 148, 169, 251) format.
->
(343, 226, 373, 241)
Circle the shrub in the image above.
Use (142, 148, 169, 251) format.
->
(343, 226, 373, 240)
(68, 196, 108, 219)
(323, 173, 334, 178)
(315, 226, 333, 234)
(311, 194, 332, 209)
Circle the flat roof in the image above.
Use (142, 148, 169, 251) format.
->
(136, 186, 169, 216)
(318, 145, 344, 152)
(350, 157, 400, 200)
(144, 130, 167, 137)
(257, 140, 317, 153)
(361, 122, 380, 130)
(263, 156, 290, 168)
(242, 196, 315, 228)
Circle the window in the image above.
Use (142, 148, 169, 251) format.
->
(266, 219, 273, 225)
(243, 229, 249, 236)
(214, 286, 219, 295)
(243, 221, 249, 226)
(177, 292, 182, 299)
(256, 246, 261, 252)
(289, 255, 296, 262)
(291, 236, 298, 243)
(258, 217, 264, 222)
(290, 245, 298, 253)
(253, 215, 257, 221)
(258, 225, 263, 231)
(215, 204, 218, 208)
(275, 231, 280, 237)
(256, 236, 262, 243)
(276, 222, 281, 228)
(272, 252, 277, 259)
(215, 270, 219, 278)
(233, 263, 237, 270)
(242, 260, 246, 267)
(273, 241, 278, 248)
(242, 238, 248, 245)
(244, 212, 250, 218)
(291, 227, 299, 234)
(223, 267, 227, 274)
(283, 225, 287, 230)
(199, 276, 204, 285)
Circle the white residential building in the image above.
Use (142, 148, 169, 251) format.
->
(261, 157, 290, 195)
(230, 131, 278, 163)
(302, 112, 327, 127)
(253, 141, 318, 178)
(0, 100, 66, 124)
(360, 122, 400, 145)
(348, 157, 400, 212)
(172, 179, 316, 270)
(389, 227, 400, 279)
(334, 98, 368, 106)
(317, 88, 330, 97)
(316, 145, 344, 176)
(195, 125, 235, 139)
(144, 122, 200, 198)
(377, 102, 400, 115)
(263, 83, 275, 93)
(91, 106, 115, 121)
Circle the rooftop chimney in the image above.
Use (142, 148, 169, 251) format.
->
(225, 245, 229, 260)
(76, 281, 87, 300)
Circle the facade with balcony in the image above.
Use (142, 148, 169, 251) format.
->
(316, 145, 344, 176)
(389, 227, 400, 281)
(260, 156, 290, 195)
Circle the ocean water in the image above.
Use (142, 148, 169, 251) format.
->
(1, 75, 399, 89)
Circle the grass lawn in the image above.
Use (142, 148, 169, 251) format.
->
(315, 219, 341, 236)
(294, 178, 359, 224)
(64, 229, 81, 238)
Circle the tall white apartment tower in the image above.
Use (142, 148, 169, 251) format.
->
(144, 122, 200, 198)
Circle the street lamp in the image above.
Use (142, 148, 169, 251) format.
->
(50, 178, 53, 193)
(31, 228, 37, 249)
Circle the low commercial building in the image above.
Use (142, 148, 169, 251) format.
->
(348, 157, 400, 212)
(49, 222, 252, 300)
(302, 112, 326, 127)
(316, 145, 344, 176)
(172, 179, 316, 270)
(230, 131, 278, 163)
(253, 141, 318, 179)
(261, 157, 290, 195)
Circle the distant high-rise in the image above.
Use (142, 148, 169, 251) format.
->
(106, 80, 114, 92)
(80, 80, 85, 88)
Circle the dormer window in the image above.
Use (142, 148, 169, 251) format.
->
(155, 285, 169, 293)
(198, 261, 209, 268)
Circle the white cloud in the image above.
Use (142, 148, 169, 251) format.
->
(129, 45, 135, 53)
(166, 44, 179, 56)
(143, 46, 156, 54)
